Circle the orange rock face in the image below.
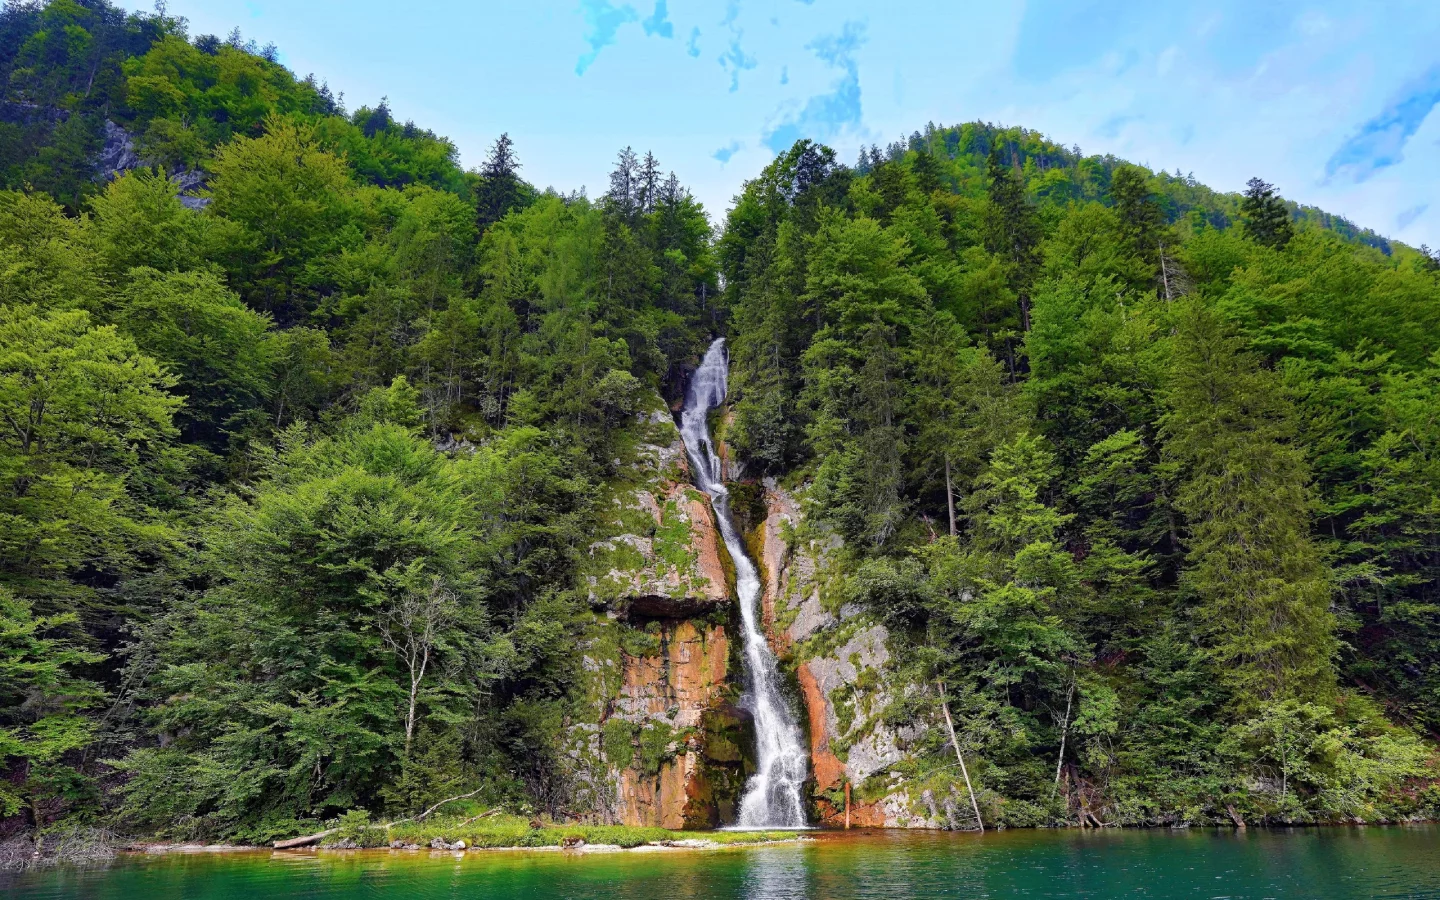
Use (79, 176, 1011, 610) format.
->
(563, 403, 749, 829)
(798, 662, 845, 793)
(759, 486, 799, 652)
(681, 489, 729, 605)
(612, 620, 736, 829)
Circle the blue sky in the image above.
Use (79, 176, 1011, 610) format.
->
(122, 1, 1440, 247)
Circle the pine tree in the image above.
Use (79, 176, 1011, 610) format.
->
(1110, 165, 1165, 266)
(475, 133, 524, 232)
(1418, 244, 1440, 274)
(910, 149, 942, 195)
(361, 97, 391, 137)
(908, 310, 1017, 537)
(983, 150, 1042, 330)
(1240, 177, 1294, 249)
(606, 146, 639, 220)
(638, 150, 660, 215)
(1161, 300, 1336, 706)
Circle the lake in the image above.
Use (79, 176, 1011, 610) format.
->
(5, 827, 1439, 899)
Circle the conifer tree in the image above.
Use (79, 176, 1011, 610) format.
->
(361, 97, 391, 137)
(475, 132, 524, 232)
(638, 150, 660, 215)
(909, 309, 1016, 536)
(910, 149, 942, 195)
(1110, 164, 1165, 268)
(1161, 300, 1335, 706)
(1240, 177, 1294, 249)
(983, 150, 1042, 330)
(1418, 244, 1440, 274)
(606, 146, 640, 220)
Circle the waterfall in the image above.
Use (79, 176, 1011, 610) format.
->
(679, 337, 810, 829)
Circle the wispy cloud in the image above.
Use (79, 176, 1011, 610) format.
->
(1326, 65, 1440, 183)
(719, 35, 758, 91)
(763, 21, 865, 152)
(642, 1, 673, 39)
(780, 65, 789, 85)
(1098, 113, 1140, 139)
(717, 1, 755, 92)
(686, 26, 701, 57)
(713, 140, 743, 163)
(1398, 204, 1429, 230)
(576, 0, 638, 75)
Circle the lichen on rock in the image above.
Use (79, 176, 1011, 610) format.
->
(583, 407, 730, 617)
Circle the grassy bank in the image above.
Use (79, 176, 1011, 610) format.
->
(321, 811, 798, 851)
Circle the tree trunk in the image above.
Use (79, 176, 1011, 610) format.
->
(404, 644, 429, 759)
(273, 828, 337, 849)
(937, 679, 983, 833)
(1159, 242, 1173, 302)
(1052, 679, 1075, 799)
(944, 454, 957, 538)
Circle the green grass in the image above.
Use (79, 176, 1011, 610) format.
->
(363, 812, 798, 850)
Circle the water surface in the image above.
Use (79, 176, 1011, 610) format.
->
(6, 828, 1440, 899)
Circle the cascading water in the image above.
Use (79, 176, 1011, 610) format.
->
(679, 337, 809, 829)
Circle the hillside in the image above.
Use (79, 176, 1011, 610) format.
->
(1, 0, 1438, 846)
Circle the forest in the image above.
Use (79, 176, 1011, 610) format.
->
(1, 0, 1438, 845)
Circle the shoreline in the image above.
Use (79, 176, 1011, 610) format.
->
(116, 818, 1440, 858)
(123, 836, 813, 856)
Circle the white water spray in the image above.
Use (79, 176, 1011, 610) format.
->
(679, 338, 809, 829)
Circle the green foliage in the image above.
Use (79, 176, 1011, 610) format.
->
(206, 117, 358, 319)
(724, 127, 1439, 825)
(1240, 177, 1294, 249)
(0, 305, 181, 612)
(87, 169, 210, 279)
(0, 588, 104, 819)
(602, 719, 637, 768)
(116, 268, 273, 447)
(1162, 300, 1336, 705)
(0, 3, 1436, 836)
(113, 396, 593, 836)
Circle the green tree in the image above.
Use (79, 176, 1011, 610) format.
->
(88, 168, 208, 280)
(1161, 301, 1335, 706)
(116, 269, 274, 447)
(475, 132, 527, 232)
(0, 587, 104, 824)
(207, 117, 357, 319)
(118, 388, 511, 836)
(1240, 177, 1294, 250)
(982, 150, 1042, 331)
(0, 306, 180, 614)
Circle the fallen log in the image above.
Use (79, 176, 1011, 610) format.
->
(273, 829, 337, 850)
(385, 788, 486, 828)
(271, 789, 492, 849)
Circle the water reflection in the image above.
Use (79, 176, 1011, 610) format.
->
(6, 827, 1440, 900)
(741, 845, 811, 900)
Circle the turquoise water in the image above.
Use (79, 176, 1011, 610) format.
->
(5, 828, 1440, 899)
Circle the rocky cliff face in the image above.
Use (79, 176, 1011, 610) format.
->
(95, 118, 210, 209)
(558, 406, 748, 828)
(754, 480, 956, 828)
(555, 402, 969, 830)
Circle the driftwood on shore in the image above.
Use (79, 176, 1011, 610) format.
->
(271, 789, 490, 849)
(1, 828, 118, 870)
(273, 828, 338, 850)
